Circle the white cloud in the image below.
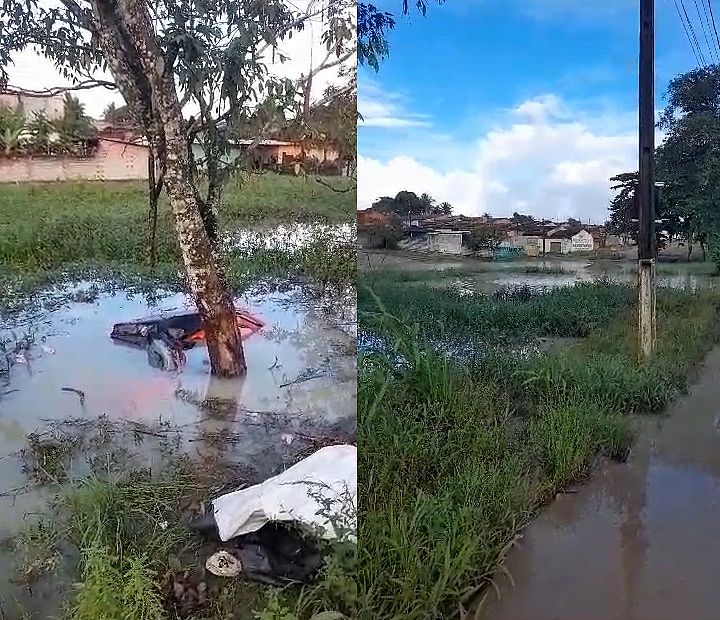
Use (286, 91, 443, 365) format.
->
(358, 155, 485, 211)
(359, 78, 430, 128)
(359, 93, 640, 223)
(513, 94, 567, 123)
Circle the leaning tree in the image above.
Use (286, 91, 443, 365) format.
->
(0, 0, 354, 377)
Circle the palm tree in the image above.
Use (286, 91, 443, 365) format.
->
(61, 94, 94, 140)
(419, 192, 436, 215)
(0, 106, 26, 156)
(438, 201, 452, 216)
(103, 102, 117, 124)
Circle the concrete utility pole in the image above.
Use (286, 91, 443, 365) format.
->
(638, 0, 656, 360)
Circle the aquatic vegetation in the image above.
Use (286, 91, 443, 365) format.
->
(358, 272, 720, 619)
(0, 178, 355, 281)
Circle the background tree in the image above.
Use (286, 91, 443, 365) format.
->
(358, 211, 403, 249)
(0, 105, 25, 156)
(511, 212, 536, 226)
(607, 172, 639, 243)
(607, 171, 685, 253)
(372, 190, 425, 218)
(418, 192, 435, 215)
(57, 93, 94, 144)
(466, 224, 506, 253)
(26, 111, 55, 154)
(102, 102, 134, 125)
(656, 66, 720, 265)
(438, 201, 452, 216)
(1, 0, 353, 377)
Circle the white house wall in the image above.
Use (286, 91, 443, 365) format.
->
(428, 233, 468, 255)
(570, 230, 594, 252)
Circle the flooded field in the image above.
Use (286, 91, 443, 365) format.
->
(0, 278, 356, 616)
(482, 347, 720, 620)
(227, 222, 354, 251)
(359, 250, 717, 293)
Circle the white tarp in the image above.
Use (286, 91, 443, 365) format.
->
(212, 444, 357, 542)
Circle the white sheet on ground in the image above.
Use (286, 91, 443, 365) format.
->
(212, 444, 357, 542)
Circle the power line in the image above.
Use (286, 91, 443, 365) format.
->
(708, 0, 720, 57)
(694, 0, 717, 62)
(681, 0, 708, 64)
(701, 0, 720, 58)
(673, 0, 705, 65)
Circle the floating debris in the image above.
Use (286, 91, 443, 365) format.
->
(205, 550, 242, 577)
(60, 387, 85, 406)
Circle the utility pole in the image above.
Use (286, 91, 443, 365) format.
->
(638, 0, 656, 360)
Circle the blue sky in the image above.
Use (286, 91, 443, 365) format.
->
(358, 0, 704, 222)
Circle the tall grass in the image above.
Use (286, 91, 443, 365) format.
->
(360, 276, 635, 342)
(358, 279, 720, 619)
(0, 176, 354, 276)
(11, 420, 358, 620)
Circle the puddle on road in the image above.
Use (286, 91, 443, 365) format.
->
(482, 347, 720, 620)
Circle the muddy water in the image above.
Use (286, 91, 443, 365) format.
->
(483, 347, 720, 620)
(490, 259, 712, 291)
(0, 280, 356, 614)
(0, 281, 356, 471)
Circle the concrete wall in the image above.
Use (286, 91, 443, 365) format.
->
(0, 92, 64, 120)
(0, 139, 149, 183)
(543, 237, 571, 254)
(427, 232, 467, 254)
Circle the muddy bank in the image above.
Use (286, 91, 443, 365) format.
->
(482, 347, 720, 620)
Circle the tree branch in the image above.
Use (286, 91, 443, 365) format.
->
(308, 46, 356, 79)
(59, 0, 95, 30)
(316, 177, 355, 192)
(312, 81, 355, 108)
(3, 79, 116, 97)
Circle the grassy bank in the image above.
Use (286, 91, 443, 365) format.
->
(358, 271, 720, 619)
(8, 419, 356, 620)
(0, 176, 355, 282)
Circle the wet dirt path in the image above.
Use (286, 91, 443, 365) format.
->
(483, 346, 720, 620)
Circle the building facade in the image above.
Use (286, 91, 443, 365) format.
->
(0, 138, 149, 183)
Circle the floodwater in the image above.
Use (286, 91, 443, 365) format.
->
(358, 251, 715, 293)
(492, 259, 710, 291)
(0, 279, 356, 616)
(0, 281, 356, 475)
(482, 346, 720, 620)
(228, 222, 354, 251)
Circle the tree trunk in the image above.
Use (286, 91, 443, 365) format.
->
(92, 0, 246, 377)
(159, 122, 246, 377)
(148, 149, 159, 269)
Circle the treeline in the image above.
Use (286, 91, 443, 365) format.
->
(371, 190, 452, 216)
(608, 66, 720, 263)
(0, 94, 95, 157)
